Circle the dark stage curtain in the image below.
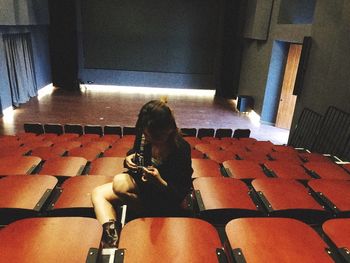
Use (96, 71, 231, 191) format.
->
(3, 33, 38, 107)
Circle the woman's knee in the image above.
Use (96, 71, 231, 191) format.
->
(112, 173, 135, 197)
(91, 184, 105, 205)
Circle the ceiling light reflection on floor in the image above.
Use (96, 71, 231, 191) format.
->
(82, 84, 216, 98)
(37, 84, 55, 100)
(248, 110, 261, 126)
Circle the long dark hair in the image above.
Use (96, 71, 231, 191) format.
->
(135, 100, 181, 147)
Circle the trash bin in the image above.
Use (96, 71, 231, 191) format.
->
(237, 95, 254, 112)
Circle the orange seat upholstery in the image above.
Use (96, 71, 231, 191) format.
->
(191, 159, 222, 178)
(38, 157, 87, 177)
(0, 175, 57, 224)
(303, 162, 350, 180)
(0, 217, 102, 263)
(252, 178, 330, 223)
(89, 157, 125, 176)
(323, 218, 350, 262)
(118, 217, 225, 263)
(226, 218, 334, 263)
(0, 156, 41, 175)
(223, 160, 268, 180)
(50, 175, 113, 216)
(193, 177, 262, 224)
(308, 179, 350, 216)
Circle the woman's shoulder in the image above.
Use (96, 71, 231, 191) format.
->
(175, 135, 191, 152)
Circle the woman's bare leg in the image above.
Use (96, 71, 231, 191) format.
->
(91, 173, 140, 224)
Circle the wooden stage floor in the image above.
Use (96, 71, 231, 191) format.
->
(0, 85, 289, 144)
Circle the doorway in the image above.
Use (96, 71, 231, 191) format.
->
(261, 41, 302, 129)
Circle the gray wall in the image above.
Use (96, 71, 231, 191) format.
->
(238, 0, 350, 140)
(77, 0, 225, 89)
(0, 0, 49, 25)
(238, 0, 311, 115)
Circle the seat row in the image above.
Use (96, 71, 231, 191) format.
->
(0, 216, 349, 262)
(1, 174, 350, 225)
(23, 122, 251, 138)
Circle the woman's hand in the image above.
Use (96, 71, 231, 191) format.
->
(141, 166, 168, 187)
(124, 153, 138, 170)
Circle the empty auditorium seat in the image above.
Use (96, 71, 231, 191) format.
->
(30, 146, 66, 160)
(272, 145, 298, 153)
(64, 124, 83, 135)
(183, 136, 203, 148)
(73, 134, 101, 144)
(236, 150, 269, 162)
(262, 161, 311, 179)
(215, 128, 233, 138)
(84, 124, 103, 136)
(251, 178, 330, 223)
(89, 157, 125, 176)
(246, 141, 274, 154)
(0, 145, 31, 158)
(191, 159, 222, 178)
(308, 179, 350, 217)
(223, 160, 268, 180)
(53, 140, 82, 151)
(0, 156, 42, 175)
(194, 143, 221, 154)
(193, 177, 262, 224)
(0, 217, 102, 263)
(38, 157, 87, 177)
(191, 149, 205, 159)
(104, 125, 122, 138)
(180, 128, 197, 137)
(123, 126, 136, 136)
(103, 145, 131, 157)
(232, 128, 251, 138)
(118, 217, 227, 262)
(299, 152, 333, 163)
(225, 218, 334, 263)
(303, 162, 350, 180)
(197, 128, 215, 138)
(24, 123, 44, 134)
(268, 151, 303, 164)
(323, 218, 350, 262)
(0, 175, 57, 224)
(49, 175, 113, 216)
(43, 123, 64, 135)
(205, 150, 235, 163)
(67, 146, 102, 161)
(83, 140, 111, 151)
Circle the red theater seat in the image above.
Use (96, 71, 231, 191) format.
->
(118, 217, 226, 263)
(308, 179, 350, 217)
(0, 156, 41, 175)
(67, 146, 102, 161)
(30, 146, 66, 160)
(89, 157, 125, 176)
(262, 161, 311, 179)
(323, 218, 350, 262)
(0, 217, 102, 263)
(303, 162, 350, 180)
(252, 178, 329, 223)
(191, 159, 222, 178)
(225, 218, 334, 263)
(50, 175, 113, 216)
(193, 177, 262, 224)
(0, 175, 57, 224)
(38, 157, 87, 177)
(205, 150, 235, 163)
(223, 160, 268, 180)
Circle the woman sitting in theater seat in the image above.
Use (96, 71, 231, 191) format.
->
(92, 99, 193, 247)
